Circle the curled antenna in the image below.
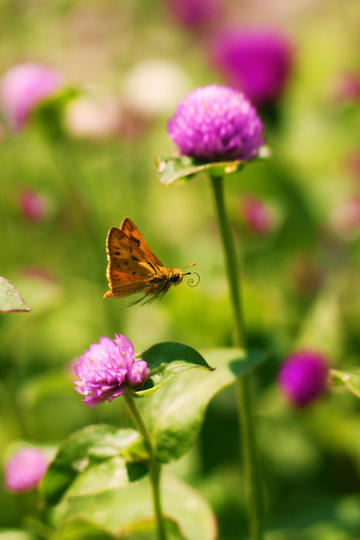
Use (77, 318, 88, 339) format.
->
(184, 271, 200, 288)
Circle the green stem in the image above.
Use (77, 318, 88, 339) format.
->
(210, 175, 264, 540)
(123, 392, 167, 540)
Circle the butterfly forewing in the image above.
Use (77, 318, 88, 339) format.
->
(120, 218, 163, 268)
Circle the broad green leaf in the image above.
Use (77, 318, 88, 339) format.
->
(0, 277, 31, 313)
(31, 86, 79, 140)
(331, 369, 360, 398)
(55, 517, 184, 540)
(133, 342, 213, 396)
(139, 348, 265, 462)
(52, 474, 217, 540)
(41, 425, 148, 506)
(155, 148, 269, 186)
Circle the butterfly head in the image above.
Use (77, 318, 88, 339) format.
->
(169, 270, 184, 286)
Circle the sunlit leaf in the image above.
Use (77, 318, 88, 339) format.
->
(139, 348, 266, 462)
(41, 425, 148, 505)
(52, 474, 217, 540)
(133, 342, 213, 396)
(0, 276, 31, 313)
(331, 369, 360, 398)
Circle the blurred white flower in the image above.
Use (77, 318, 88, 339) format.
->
(122, 59, 191, 116)
(65, 95, 121, 139)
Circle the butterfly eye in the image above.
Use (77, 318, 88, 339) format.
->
(169, 273, 180, 283)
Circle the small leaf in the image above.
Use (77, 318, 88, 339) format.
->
(0, 533, 38, 540)
(0, 276, 31, 313)
(155, 154, 244, 186)
(133, 342, 213, 396)
(41, 425, 148, 506)
(139, 348, 266, 462)
(52, 474, 217, 540)
(331, 369, 360, 398)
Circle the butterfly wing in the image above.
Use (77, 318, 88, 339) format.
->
(120, 218, 163, 268)
(104, 226, 157, 298)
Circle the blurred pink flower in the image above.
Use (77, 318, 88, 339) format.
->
(5, 447, 48, 492)
(65, 96, 122, 139)
(0, 62, 62, 130)
(167, 0, 223, 28)
(333, 72, 360, 103)
(331, 197, 360, 236)
(242, 195, 273, 234)
(18, 187, 47, 221)
(211, 27, 293, 106)
(346, 150, 360, 180)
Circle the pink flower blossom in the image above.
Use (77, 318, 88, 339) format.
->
(5, 447, 48, 492)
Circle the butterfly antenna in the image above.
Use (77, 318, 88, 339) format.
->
(181, 262, 196, 271)
(184, 271, 200, 288)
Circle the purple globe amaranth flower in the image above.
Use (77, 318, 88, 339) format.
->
(278, 350, 329, 407)
(167, 0, 222, 28)
(0, 62, 62, 130)
(211, 28, 293, 106)
(167, 84, 264, 162)
(5, 447, 48, 492)
(74, 334, 149, 406)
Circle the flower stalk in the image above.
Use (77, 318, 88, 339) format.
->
(210, 174, 264, 540)
(123, 391, 167, 540)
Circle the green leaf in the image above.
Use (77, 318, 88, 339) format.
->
(134, 342, 213, 396)
(155, 154, 243, 186)
(331, 369, 360, 398)
(31, 86, 79, 140)
(155, 148, 269, 186)
(41, 425, 148, 506)
(0, 276, 31, 313)
(139, 348, 266, 462)
(52, 474, 217, 540)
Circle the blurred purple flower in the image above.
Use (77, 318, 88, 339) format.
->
(167, 0, 222, 28)
(0, 62, 62, 130)
(5, 447, 48, 492)
(18, 187, 47, 221)
(242, 195, 273, 234)
(74, 334, 149, 406)
(211, 28, 293, 106)
(278, 350, 329, 407)
(167, 84, 264, 162)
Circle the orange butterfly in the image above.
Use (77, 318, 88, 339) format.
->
(104, 218, 198, 305)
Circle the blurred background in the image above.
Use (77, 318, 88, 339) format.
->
(1, 0, 360, 538)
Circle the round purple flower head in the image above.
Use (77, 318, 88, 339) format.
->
(167, 0, 222, 28)
(278, 350, 329, 408)
(0, 62, 62, 130)
(167, 84, 264, 162)
(74, 334, 149, 407)
(5, 447, 48, 492)
(211, 28, 293, 106)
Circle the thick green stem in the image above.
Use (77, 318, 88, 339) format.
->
(210, 175, 264, 540)
(123, 392, 167, 540)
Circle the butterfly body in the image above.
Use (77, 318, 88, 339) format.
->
(104, 218, 193, 305)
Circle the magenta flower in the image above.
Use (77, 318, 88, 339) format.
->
(331, 197, 360, 236)
(74, 334, 149, 406)
(167, 0, 222, 28)
(0, 62, 62, 130)
(5, 447, 48, 492)
(242, 195, 273, 234)
(278, 351, 329, 407)
(18, 187, 47, 221)
(211, 28, 293, 106)
(168, 84, 264, 162)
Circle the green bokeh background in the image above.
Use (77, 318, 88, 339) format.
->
(1, 1, 360, 538)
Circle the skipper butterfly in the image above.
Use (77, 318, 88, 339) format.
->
(104, 218, 197, 305)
